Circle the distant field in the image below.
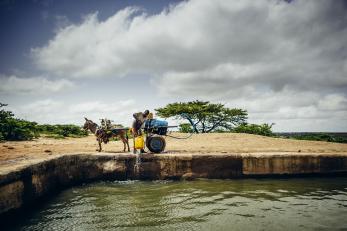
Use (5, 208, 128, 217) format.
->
(275, 132, 347, 143)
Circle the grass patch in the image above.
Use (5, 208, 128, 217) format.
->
(276, 133, 347, 143)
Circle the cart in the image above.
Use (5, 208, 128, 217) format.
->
(142, 119, 178, 153)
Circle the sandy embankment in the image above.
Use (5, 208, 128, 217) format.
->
(1, 133, 347, 168)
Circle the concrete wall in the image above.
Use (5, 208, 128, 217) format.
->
(242, 154, 347, 175)
(0, 153, 346, 215)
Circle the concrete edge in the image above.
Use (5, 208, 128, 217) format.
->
(0, 152, 347, 216)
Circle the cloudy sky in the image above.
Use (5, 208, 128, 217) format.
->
(0, 0, 346, 132)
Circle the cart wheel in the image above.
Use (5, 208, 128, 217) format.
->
(146, 136, 166, 153)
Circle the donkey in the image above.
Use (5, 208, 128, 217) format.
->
(83, 117, 130, 152)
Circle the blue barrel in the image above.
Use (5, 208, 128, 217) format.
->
(144, 119, 168, 135)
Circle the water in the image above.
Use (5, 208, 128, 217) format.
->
(5, 177, 347, 231)
(134, 153, 142, 177)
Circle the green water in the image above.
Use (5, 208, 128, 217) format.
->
(7, 177, 347, 231)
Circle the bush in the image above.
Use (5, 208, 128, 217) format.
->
(281, 133, 347, 143)
(233, 123, 274, 136)
(179, 123, 194, 133)
(37, 124, 88, 138)
(0, 103, 39, 141)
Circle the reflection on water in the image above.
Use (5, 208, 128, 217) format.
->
(7, 177, 347, 230)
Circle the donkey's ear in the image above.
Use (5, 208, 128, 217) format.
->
(84, 117, 88, 121)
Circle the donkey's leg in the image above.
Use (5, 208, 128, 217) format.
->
(126, 137, 130, 152)
(97, 139, 102, 152)
(122, 131, 130, 152)
(120, 135, 126, 152)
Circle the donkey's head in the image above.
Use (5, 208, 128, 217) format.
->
(83, 117, 97, 132)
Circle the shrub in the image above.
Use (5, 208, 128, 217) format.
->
(283, 133, 347, 143)
(1, 103, 88, 141)
(0, 103, 39, 141)
(37, 124, 88, 137)
(179, 123, 194, 133)
(233, 123, 274, 136)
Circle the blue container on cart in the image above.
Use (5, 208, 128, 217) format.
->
(144, 119, 168, 135)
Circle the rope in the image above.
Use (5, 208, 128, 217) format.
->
(165, 132, 194, 139)
(162, 113, 197, 139)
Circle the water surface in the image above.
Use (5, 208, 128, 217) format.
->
(7, 177, 347, 230)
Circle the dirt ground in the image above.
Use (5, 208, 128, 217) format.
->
(1, 133, 347, 167)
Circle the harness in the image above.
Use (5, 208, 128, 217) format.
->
(89, 122, 109, 143)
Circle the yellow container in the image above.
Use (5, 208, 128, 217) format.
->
(134, 136, 145, 149)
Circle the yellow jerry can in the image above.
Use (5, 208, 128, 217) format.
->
(134, 136, 145, 149)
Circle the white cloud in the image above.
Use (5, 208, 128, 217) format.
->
(33, 0, 347, 79)
(317, 94, 347, 111)
(0, 75, 74, 95)
(12, 99, 138, 126)
(30, 0, 347, 131)
(70, 99, 134, 113)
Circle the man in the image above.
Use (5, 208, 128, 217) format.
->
(131, 110, 149, 153)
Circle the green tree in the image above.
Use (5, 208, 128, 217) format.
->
(156, 100, 247, 133)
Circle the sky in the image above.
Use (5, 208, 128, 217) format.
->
(0, 0, 346, 132)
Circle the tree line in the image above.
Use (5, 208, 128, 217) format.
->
(0, 100, 273, 141)
(3, 100, 343, 143)
(0, 103, 87, 141)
